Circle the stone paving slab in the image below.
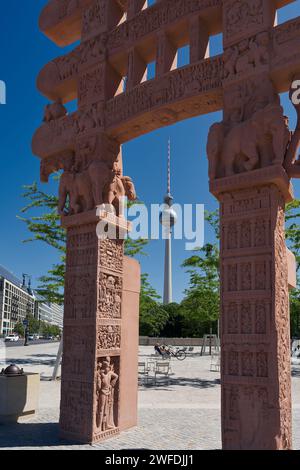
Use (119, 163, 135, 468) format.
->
(1, 343, 299, 450)
(0, 408, 299, 450)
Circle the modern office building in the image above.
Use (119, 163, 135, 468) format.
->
(0, 265, 63, 335)
(34, 297, 64, 329)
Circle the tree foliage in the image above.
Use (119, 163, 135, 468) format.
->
(139, 274, 168, 336)
(13, 314, 61, 337)
(286, 200, 300, 337)
(180, 210, 220, 337)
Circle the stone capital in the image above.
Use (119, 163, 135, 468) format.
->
(61, 208, 132, 234)
(210, 165, 294, 203)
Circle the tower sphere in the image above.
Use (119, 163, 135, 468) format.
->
(160, 205, 178, 228)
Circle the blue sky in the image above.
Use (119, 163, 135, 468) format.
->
(0, 0, 300, 302)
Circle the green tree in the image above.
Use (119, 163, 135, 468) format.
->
(181, 210, 220, 337)
(26, 314, 40, 334)
(19, 181, 65, 305)
(139, 274, 167, 336)
(160, 303, 186, 338)
(13, 322, 25, 337)
(286, 199, 300, 271)
(286, 200, 300, 337)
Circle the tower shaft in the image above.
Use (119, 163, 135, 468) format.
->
(163, 229, 172, 304)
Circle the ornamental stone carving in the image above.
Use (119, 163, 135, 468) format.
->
(96, 356, 119, 432)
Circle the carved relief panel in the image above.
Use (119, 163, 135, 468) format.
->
(99, 238, 124, 274)
(223, 0, 275, 48)
(97, 324, 121, 352)
(94, 355, 120, 436)
(98, 273, 123, 319)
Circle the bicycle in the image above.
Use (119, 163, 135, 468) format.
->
(163, 345, 187, 361)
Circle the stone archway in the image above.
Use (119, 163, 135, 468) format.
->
(33, 0, 300, 449)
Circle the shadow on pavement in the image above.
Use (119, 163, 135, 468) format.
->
(0, 422, 75, 448)
(0, 357, 56, 367)
(139, 377, 220, 390)
(292, 367, 300, 378)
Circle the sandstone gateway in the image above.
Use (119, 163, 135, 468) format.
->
(33, 0, 300, 450)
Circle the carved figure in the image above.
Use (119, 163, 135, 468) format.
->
(224, 47, 239, 78)
(96, 358, 119, 432)
(103, 162, 137, 215)
(235, 39, 253, 74)
(207, 103, 290, 178)
(249, 32, 269, 68)
(224, 32, 270, 80)
(58, 156, 94, 215)
(43, 99, 67, 122)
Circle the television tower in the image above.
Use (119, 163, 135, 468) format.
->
(160, 139, 177, 304)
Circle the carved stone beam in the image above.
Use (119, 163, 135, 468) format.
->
(39, 0, 93, 46)
(82, 0, 125, 43)
(33, 54, 224, 159)
(272, 16, 300, 92)
(37, 14, 300, 103)
(39, 0, 293, 49)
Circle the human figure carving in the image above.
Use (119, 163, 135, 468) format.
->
(249, 32, 269, 68)
(103, 162, 137, 216)
(96, 358, 119, 432)
(223, 47, 239, 78)
(43, 99, 67, 122)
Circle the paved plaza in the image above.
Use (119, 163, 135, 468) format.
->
(0, 342, 300, 450)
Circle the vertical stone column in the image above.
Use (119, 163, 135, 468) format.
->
(206, 0, 294, 450)
(156, 31, 177, 78)
(127, 0, 148, 20)
(189, 16, 209, 63)
(127, 48, 147, 90)
(211, 172, 292, 449)
(60, 211, 140, 443)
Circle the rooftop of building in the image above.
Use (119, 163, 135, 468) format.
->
(0, 264, 24, 289)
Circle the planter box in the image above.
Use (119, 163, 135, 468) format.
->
(0, 373, 40, 424)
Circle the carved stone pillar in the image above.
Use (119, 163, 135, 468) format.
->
(211, 168, 293, 449)
(189, 16, 209, 63)
(127, 0, 147, 20)
(156, 31, 177, 78)
(60, 211, 140, 443)
(127, 48, 147, 90)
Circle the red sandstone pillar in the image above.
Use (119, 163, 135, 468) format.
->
(210, 170, 293, 449)
(127, 0, 147, 20)
(209, 1, 293, 449)
(127, 48, 147, 90)
(156, 31, 177, 78)
(60, 211, 140, 443)
(189, 16, 209, 63)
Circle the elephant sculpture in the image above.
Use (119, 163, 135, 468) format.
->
(58, 160, 94, 216)
(207, 103, 290, 179)
(58, 158, 136, 216)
